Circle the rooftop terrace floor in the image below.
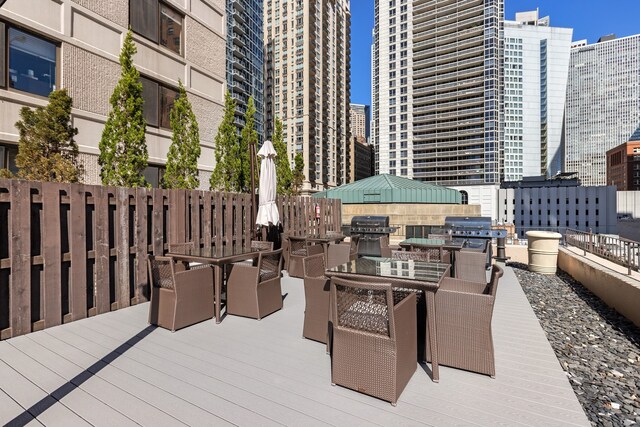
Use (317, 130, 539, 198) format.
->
(0, 265, 590, 426)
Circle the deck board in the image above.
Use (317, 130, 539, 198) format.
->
(0, 264, 590, 426)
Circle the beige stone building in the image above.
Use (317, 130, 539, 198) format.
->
(0, 0, 226, 188)
(348, 103, 372, 182)
(264, 0, 351, 194)
(349, 103, 368, 141)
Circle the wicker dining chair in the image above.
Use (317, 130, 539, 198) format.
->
(288, 236, 323, 278)
(426, 265, 504, 377)
(330, 277, 417, 406)
(454, 250, 488, 283)
(226, 249, 284, 319)
(302, 253, 331, 343)
(147, 256, 215, 332)
(379, 235, 392, 257)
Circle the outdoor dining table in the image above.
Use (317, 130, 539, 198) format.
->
(166, 245, 264, 323)
(399, 238, 464, 274)
(306, 233, 347, 260)
(326, 256, 450, 382)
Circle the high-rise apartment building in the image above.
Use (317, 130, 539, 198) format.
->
(350, 103, 370, 143)
(264, 0, 351, 193)
(227, 0, 264, 141)
(0, 0, 226, 188)
(503, 11, 572, 181)
(566, 34, 640, 186)
(372, 0, 504, 187)
(349, 103, 372, 181)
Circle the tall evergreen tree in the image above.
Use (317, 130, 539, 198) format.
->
(238, 96, 257, 193)
(14, 89, 83, 183)
(162, 80, 201, 189)
(292, 152, 305, 195)
(99, 30, 148, 187)
(210, 91, 239, 191)
(272, 117, 292, 195)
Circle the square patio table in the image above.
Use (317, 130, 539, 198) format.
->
(326, 256, 450, 382)
(166, 245, 263, 323)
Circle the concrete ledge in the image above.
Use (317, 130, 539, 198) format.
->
(558, 247, 640, 328)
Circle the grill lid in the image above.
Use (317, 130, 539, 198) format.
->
(351, 215, 390, 228)
(443, 216, 506, 239)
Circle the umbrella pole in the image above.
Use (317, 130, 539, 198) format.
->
(250, 140, 257, 240)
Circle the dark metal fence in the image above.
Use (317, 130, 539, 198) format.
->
(0, 179, 341, 340)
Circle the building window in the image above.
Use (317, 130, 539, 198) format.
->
(460, 190, 468, 205)
(130, 0, 183, 56)
(143, 164, 166, 188)
(4, 26, 58, 97)
(141, 76, 178, 130)
(0, 144, 18, 174)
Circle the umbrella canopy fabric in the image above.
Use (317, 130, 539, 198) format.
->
(255, 140, 280, 226)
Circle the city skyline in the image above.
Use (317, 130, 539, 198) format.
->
(351, 0, 640, 106)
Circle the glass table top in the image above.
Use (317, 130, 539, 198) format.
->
(327, 256, 450, 283)
(167, 245, 261, 260)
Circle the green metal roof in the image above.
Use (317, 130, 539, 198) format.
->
(312, 174, 462, 204)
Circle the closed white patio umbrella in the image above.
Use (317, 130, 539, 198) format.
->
(255, 140, 280, 226)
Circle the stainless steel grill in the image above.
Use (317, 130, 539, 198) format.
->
(441, 216, 506, 267)
(349, 216, 397, 257)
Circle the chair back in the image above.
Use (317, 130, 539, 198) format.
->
(257, 249, 283, 282)
(391, 250, 430, 261)
(349, 235, 360, 258)
(303, 253, 326, 278)
(251, 240, 274, 251)
(485, 265, 504, 297)
(148, 256, 176, 290)
(330, 277, 395, 338)
(288, 236, 308, 255)
(302, 254, 325, 277)
(455, 250, 487, 283)
(379, 235, 391, 257)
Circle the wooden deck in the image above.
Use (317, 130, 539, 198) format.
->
(0, 265, 590, 426)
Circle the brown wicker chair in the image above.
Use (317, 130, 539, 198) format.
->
(330, 277, 417, 406)
(379, 235, 392, 257)
(288, 236, 323, 278)
(426, 265, 504, 377)
(326, 235, 359, 269)
(302, 253, 331, 343)
(148, 256, 215, 332)
(226, 249, 284, 319)
(454, 250, 488, 283)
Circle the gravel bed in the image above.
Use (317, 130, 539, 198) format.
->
(512, 263, 640, 427)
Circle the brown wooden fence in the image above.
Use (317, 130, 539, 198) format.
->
(0, 179, 341, 340)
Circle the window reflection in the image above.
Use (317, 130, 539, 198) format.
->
(159, 85, 178, 130)
(9, 28, 57, 97)
(160, 5, 182, 55)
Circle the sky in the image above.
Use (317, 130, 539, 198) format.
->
(349, 0, 640, 106)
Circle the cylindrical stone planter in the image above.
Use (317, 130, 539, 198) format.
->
(526, 231, 562, 274)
